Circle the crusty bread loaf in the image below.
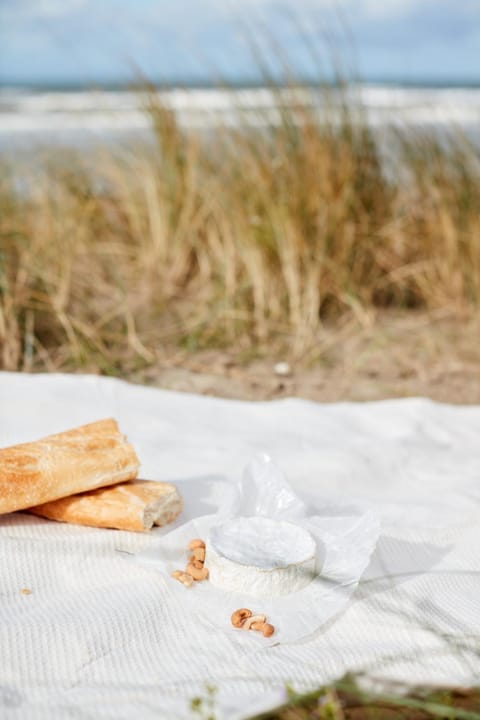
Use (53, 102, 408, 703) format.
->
(30, 480, 182, 532)
(0, 418, 139, 515)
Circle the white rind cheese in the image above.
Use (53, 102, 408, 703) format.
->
(206, 517, 316, 598)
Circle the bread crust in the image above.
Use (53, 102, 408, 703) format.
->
(30, 480, 182, 532)
(0, 418, 139, 515)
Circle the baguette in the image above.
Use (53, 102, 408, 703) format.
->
(0, 418, 139, 515)
(30, 480, 182, 532)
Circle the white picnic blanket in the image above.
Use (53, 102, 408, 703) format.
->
(0, 372, 479, 720)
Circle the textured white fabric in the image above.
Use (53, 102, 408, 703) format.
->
(0, 372, 479, 720)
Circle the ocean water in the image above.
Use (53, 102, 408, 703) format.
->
(1, 83, 479, 152)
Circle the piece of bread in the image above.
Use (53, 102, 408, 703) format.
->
(0, 418, 139, 515)
(29, 480, 182, 532)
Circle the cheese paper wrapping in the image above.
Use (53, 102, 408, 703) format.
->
(132, 455, 380, 644)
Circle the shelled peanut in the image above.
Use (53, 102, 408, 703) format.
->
(231, 608, 275, 637)
(171, 570, 194, 588)
(171, 538, 209, 587)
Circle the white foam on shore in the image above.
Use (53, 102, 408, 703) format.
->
(0, 85, 479, 143)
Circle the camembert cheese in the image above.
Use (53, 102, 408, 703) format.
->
(206, 517, 316, 598)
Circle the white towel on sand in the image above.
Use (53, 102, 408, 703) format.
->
(0, 372, 479, 719)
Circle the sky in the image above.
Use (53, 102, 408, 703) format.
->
(0, 0, 479, 86)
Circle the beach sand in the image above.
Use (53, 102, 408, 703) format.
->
(130, 311, 480, 404)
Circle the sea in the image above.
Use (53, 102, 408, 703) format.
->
(1, 82, 479, 155)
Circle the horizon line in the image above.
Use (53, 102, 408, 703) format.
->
(2, 76, 480, 92)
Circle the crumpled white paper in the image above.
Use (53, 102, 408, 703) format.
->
(133, 455, 379, 644)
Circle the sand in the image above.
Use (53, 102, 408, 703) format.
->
(132, 311, 480, 404)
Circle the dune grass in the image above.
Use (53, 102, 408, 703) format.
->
(247, 681, 480, 720)
(189, 677, 480, 719)
(1, 82, 480, 374)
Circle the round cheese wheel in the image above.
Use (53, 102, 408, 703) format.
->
(206, 516, 316, 598)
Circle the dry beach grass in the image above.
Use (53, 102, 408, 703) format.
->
(1, 82, 480, 399)
(247, 683, 480, 719)
(189, 678, 480, 719)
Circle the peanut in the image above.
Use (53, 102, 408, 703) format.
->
(242, 614, 266, 630)
(186, 563, 209, 581)
(262, 623, 275, 638)
(188, 539, 206, 551)
(191, 559, 204, 570)
(171, 570, 194, 588)
(231, 608, 252, 628)
(250, 621, 265, 631)
(193, 547, 206, 562)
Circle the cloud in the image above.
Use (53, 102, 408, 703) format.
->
(32, 0, 86, 16)
(359, 0, 418, 19)
(0, 0, 87, 20)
